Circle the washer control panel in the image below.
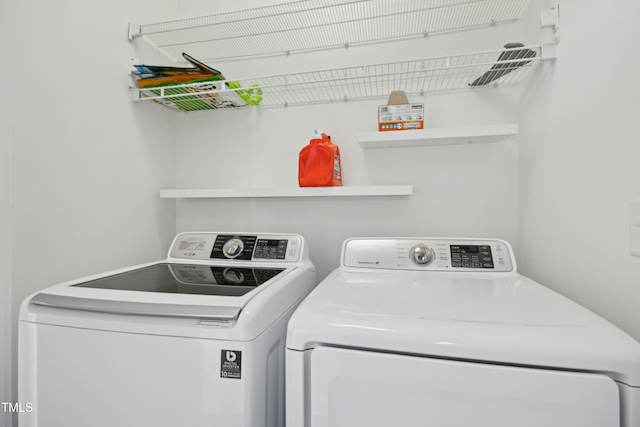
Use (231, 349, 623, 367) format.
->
(342, 238, 515, 272)
(168, 233, 302, 262)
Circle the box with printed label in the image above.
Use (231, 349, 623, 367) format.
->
(378, 104, 424, 131)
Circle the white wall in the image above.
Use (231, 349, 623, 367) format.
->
(175, 100, 519, 280)
(6, 3, 640, 425)
(518, 0, 640, 340)
(173, 3, 526, 280)
(9, 0, 181, 423)
(0, 0, 15, 424)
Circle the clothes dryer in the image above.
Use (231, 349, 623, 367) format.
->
(20, 232, 317, 427)
(286, 237, 640, 427)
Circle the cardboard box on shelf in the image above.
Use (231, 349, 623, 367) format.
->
(378, 104, 424, 131)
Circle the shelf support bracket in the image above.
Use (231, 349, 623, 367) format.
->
(129, 87, 141, 102)
(541, 43, 559, 60)
(128, 23, 141, 41)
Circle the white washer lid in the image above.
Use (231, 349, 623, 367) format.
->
(287, 268, 640, 386)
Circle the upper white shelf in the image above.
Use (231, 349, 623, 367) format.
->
(358, 123, 518, 148)
(160, 185, 413, 199)
(129, 0, 530, 62)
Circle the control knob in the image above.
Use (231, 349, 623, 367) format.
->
(222, 238, 244, 258)
(410, 244, 434, 266)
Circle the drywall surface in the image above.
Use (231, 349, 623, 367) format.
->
(173, 3, 523, 280)
(11, 3, 179, 286)
(9, 0, 180, 421)
(0, 0, 15, 424)
(518, 0, 640, 340)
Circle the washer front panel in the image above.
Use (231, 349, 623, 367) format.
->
(342, 238, 514, 272)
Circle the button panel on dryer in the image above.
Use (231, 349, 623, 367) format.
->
(450, 245, 494, 269)
(342, 238, 514, 272)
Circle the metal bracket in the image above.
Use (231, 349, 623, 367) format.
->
(128, 23, 141, 41)
(541, 43, 559, 60)
(540, 4, 560, 42)
(540, 5, 559, 31)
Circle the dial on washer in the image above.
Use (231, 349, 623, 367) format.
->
(222, 238, 245, 258)
(410, 244, 434, 266)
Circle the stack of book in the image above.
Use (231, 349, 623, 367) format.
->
(133, 53, 261, 111)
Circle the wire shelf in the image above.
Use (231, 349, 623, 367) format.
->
(130, 0, 530, 62)
(132, 45, 545, 112)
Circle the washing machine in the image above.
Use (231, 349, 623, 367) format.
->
(19, 232, 317, 427)
(286, 237, 640, 427)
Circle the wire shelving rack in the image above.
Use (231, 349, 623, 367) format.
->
(132, 45, 551, 112)
(129, 0, 530, 62)
(128, 0, 557, 112)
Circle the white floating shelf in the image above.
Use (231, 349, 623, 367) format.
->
(358, 123, 518, 149)
(160, 185, 413, 199)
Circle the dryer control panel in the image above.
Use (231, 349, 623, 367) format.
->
(342, 238, 515, 272)
(168, 232, 303, 262)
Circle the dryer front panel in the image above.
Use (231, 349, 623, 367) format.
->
(307, 346, 619, 427)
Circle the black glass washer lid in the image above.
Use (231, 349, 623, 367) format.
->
(73, 263, 285, 297)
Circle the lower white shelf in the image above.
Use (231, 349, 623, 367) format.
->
(358, 123, 518, 148)
(160, 185, 413, 199)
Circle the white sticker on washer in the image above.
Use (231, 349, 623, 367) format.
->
(196, 318, 232, 328)
(178, 239, 206, 251)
